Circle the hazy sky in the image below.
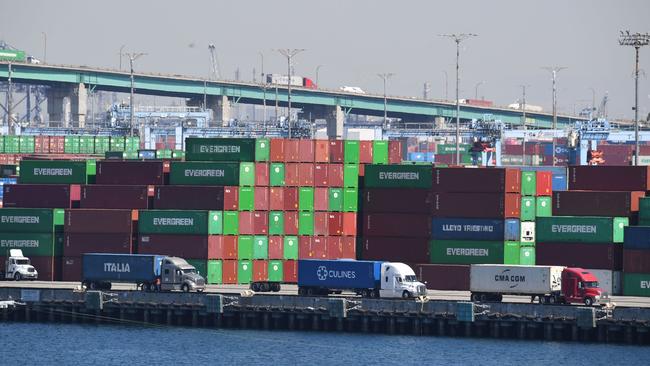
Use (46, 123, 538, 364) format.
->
(1, 0, 648, 120)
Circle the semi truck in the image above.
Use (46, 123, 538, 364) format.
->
(295, 259, 427, 299)
(469, 264, 602, 306)
(1, 249, 38, 280)
(266, 74, 317, 89)
(82, 253, 205, 292)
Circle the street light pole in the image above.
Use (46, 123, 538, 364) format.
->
(619, 31, 650, 166)
(6, 63, 13, 133)
(118, 45, 126, 71)
(259, 51, 264, 83)
(315, 65, 324, 86)
(440, 33, 477, 165)
(542, 66, 567, 166)
(126, 52, 146, 137)
(442, 71, 448, 100)
(588, 87, 596, 117)
(276, 49, 305, 138)
(474, 81, 484, 99)
(41, 32, 47, 63)
(519, 84, 530, 165)
(377, 73, 395, 129)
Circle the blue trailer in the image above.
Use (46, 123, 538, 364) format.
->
(297, 259, 427, 298)
(82, 253, 205, 292)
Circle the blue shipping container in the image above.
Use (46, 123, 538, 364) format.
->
(138, 150, 157, 159)
(431, 218, 520, 241)
(298, 259, 382, 289)
(522, 166, 568, 192)
(407, 153, 425, 162)
(623, 227, 650, 250)
(82, 253, 164, 283)
(425, 153, 435, 162)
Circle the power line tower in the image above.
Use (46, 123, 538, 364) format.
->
(208, 44, 221, 80)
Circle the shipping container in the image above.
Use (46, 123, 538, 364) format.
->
(283, 187, 299, 211)
(521, 171, 536, 196)
(283, 236, 299, 260)
(255, 163, 270, 186)
(223, 186, 239, 211)
(432, 168, 521, 193)
(95, 161, 164, 185)
(153, 186, 224, 210)
(238, 260, 253, 284)
(520, 246, 535, 265)
(342, 164, 359, 188)
(138, 210, 222, 235)
(253, 236, 269, 259)
(222, 211, 238, 235)
(364, 213, 431, 238)
(284, 212, 298, 236)
(429, 240, 515, 265)
(0, 232, 63, 256)
(343, 188, 358, 212)
(270, 139, 285, 162)
(328, 164, 344, 187)
(314, 187, 329, 211)
(328, 188, 343, 212)
(207, 260, 222, 284)
(622, 273, 650, 297)
(1, 184, 77, 209)
(64, 209, 134, 234)
(269, 163, 285, 186)
(342, 212, 357, 236)
(252, 212, 268, 235)
(64, 233, 132, 257)
(169, 161, 239, 186)
(80, 185, 148, 209)
(536, 242, 622, 270)
(364, 164, 432, 189)
(238, 236, 254, 260)
(362, 188, 431, 214)
(217, 236, 238, 260)
(283, 260, 298, 282)
(536, 216, 628, 243)
(254, 187, 269, 211)
(413, 264, 469, 291)
(284, 140, 300, 162)
(314, 140, 329, 163)
(269, 187, 284, 211)
(298, 212, 314, 235)
(268, 236, 283, 259)
(284, 163, 299, 186)
(19, 160, 92, 184)
(185, 137, 255, 161)
(221, 260, 238, 284)
(623, 226, 650, 250)
(431, 218, 520, 241)
(253, 260, 268, 281)
(372, 141, 389, 165)
(624, 247, 650, 273)
(239, 162, 255, 186)
(552, 191, 644, 217)
(568, 166, 650, 191)
(431, 192, 521, 219)
(298, 259, 381, 289)
(361, 237, 430, 263)
(239, 187, 254, 211)
(255, 138, 270, 162)
(313, 212, 329, 236)
(298, 140, 315, 162)
(1, 256, 58, 281)
(520, 197, 536, 221)
(535, 171, 553, 196)
(298, 163, 314, 186)
(470, 265, 564, 294)
(0, 208, 64, 233)
(314, 164, 329, 186)
(536, 197, 552, 217)
(238, 211, 254, 235)
(329, 140, 344, 163)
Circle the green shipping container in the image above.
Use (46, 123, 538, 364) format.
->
(372, 141, 389, 164)
(238, 260, 253, 284)
(343, 164, 359, 188)
(343, 188, 358, 212)
(239, 162, 255, 186)
(156, 149, 173, 159)
(138, 210, 222, 235)
(253, 236, 268, 259)
(238, 236, 254, 259)
(536, 216, 628, 243)
(207, 260, 222, 284)
(19, 136, 35, 153)
(519, 246, 536, 265)
(269, 211, 284, 235)
(0, 208, 64, 233)
(270, 163, 285, 186)
(299, 187, 314, 211)
(520, 171, 536, 196)
(0, 136, 4, 152)
(521, 197, 536, 221)
(19, 160, 91, 184)
(172, 150, 185, 159)
(344, 140, 360, 163)
(536, 197, 552, 217)
(0, 233, 63, 257)
(223, 211, 239, 235)
(255, 138, 270, 161)
(64, 136, 80, 154)
(284, 236, 298, 260)
(429, 240, 508, 265)
(268, 260, 283, 282)
(124, 151, 139, 160)
(364, 164, 433, 189)
(298, 212, 314, 236)
(185, 137, 256, 162)
(169, 161, 239, 186)
(0, 49, 26, 62)
(125, 137, 140, 151)
(185, 259, 207, 278)
(623, 273, 650, 297)
(328, 188, 344, 212)
(4, 136, 20, 153)
(504, 241, 520, 265)
(436, 143, 472, 155)
(94, 136, 111, 154)
(110, 137, 126, 152)
(78, 136, 95, 154)
(239, 187, 254, 211)
(639, 197, 650, 221)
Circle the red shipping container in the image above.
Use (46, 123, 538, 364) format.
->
(552, 191, 645, 217)
(268, 236, 284, 259)
(361, 237, 429, 263)
(388, 140, 402, 164)
(314, 212, 329, 236)
(3, 184, 75, 209)
(327, 164, 344, 187)
(329, 140, 344, 163)
(80, 185, 149, 209)
(363, 188, 432, 214)
(255, 163, 270, 186)
(358, 164, 365, 177)
(283, 260, 298, 283)
(253, 211, 269, 235)
(64, 233, 132, 257)
(222, 260, 238, 284)
(49, 136, 65, 154)
(536, 242, 622, 270)
(254, 187, 269, 211)
(96, 161, 165, 185)
(224, 186, 239, 210)
(283, 187, 299, 211)
(364, 213, 430, 238)
(239, 212, 254, 235)
(64, 209, 134, 234)
(623, 249, 650, 273)
(153, 186, 224, 210)
(284, 211, 299, 235)
(342, 212, 357, 236)
(431, 192, 521, 219)
(314, 187, 329, 211)
(162, 161, 171, 174)
(432, 168, 521, 193)
(359, 141, 373, 164)
(414, 264, 470, 291)
(219, 236, 238, 260)
(61, 256, 82, 282)
(536, 171, 553, 196)
(314, 140, 330, 163)
(138, 234, 221, 259)
(298, 236, 312, 259)
(270, 139, 285, 162)
(340, 236, 356, 259)
(326, 237, 342, 259)
(285, 163, 300, 186)
(284, 139, 300, 162)
(298, 163, 315, 186)
(269, 187, 284, 211)
(568, 166, 650, 191)
(314, 164, 329, 186)
(327, 213, 343, 236)
(298, 139, 315, 162)
(253, 260, 268, 282)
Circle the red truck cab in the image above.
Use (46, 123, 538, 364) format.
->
(561, 267, 603, 306)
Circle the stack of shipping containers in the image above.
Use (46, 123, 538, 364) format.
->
(623, 197, 650, 296)
(517, 170, 554, 266)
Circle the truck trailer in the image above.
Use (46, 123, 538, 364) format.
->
(469, 264, 602, 306)
(296, 259, 427, 299)
(82, 253, 205, 292)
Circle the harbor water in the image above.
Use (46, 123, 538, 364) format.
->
(1, 323, 649, 365)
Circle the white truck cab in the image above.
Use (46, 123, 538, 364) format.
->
(4, 249, 38, 281)
(379, 262, 427, 298)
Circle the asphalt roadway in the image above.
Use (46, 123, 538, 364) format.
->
(2, 281, 649, 308)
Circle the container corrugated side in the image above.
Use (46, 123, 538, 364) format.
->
(536, 216, 628, 243)
(138, 210, 222, 235)
(185, 137, 255, 161)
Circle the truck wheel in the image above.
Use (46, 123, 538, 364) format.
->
(89, 282, 97, 290)
(14, 272, 21, 281)
(260, 283, 270, 292)
(584, 297, 594, 306)
(298, 287, 306, 296)
(140, 283, 148, 292)
(548, 296, 556, 305)
(402, 291, 410, 299)
(149, 283, 158, 292)
(480, 294, 487, 302)
(250, 282, 260, 292)
(471, 293, 480, 302)
(272, 283, 281, 292)
(182, 284, 190, 292)
(306, 288, 315, 296)
(369, 289, 378, 298)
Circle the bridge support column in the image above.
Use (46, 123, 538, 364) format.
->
(205, 95, 231, 127)
(46, 87, 67, 125)
(46, 83, 87, 127)
(70, 83, 87, 128)
(305, 104, 344, 139)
